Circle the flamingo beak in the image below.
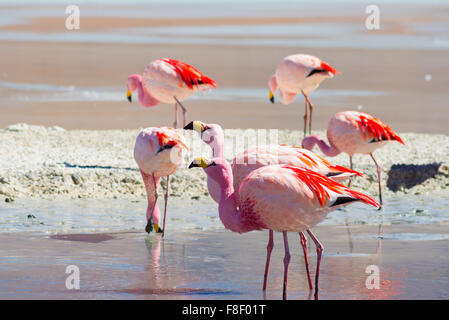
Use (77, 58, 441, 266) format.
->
(188, 157, 215, 169)
(184, 121, 207, 133)
(269, 90, 274, 103)
(145, 220, 162, 234)
(126, 89, 132, 103)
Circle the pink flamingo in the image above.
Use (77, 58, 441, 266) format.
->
(189, 157, 380, 299)
(134, 127, 188, 236)
(127, 58, 217, 128)
(184, 121, 364, 293)
(302, 111, 405, 207)
(268, 54, 339, 135)
(184, 121, 362, 203)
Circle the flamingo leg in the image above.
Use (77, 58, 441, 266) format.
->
(348, 155, 353, 187)
(173, 96, 187, 128)
(299, 232, 313, 290)
(282, 231, 291, 300)
(262, 230, 274, 292)
(370, 152, 383, 208)
(301, 90, 309, 137)
(173, 103, 178, 129)
(145, 173, 159, 233)
(162, 175, 170, 237)
(306, 229, 324, 300)
(302, 90, 314, 135)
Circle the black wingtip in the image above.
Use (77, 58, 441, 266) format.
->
(332, 197, 359, 207)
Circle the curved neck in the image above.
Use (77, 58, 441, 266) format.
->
(134, 76, 159, 107)
(202, 128, 225, 159)
(212, 164, 257, 233)
(302, 135, 341, 157)
(211, 133, 224, 159)
(140, 170, 161, 224)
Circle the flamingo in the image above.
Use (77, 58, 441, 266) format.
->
(184, 120, 363, 292)
(302, 111, 405, 207)
(127, 58, 217, 128)
(268, 54, 339, 136)
(188, 157, 380, 299)
(134, 127, 188, 236)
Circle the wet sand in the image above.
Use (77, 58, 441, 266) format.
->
(0, 5, 448, 133)
(1, 224, 448, 300)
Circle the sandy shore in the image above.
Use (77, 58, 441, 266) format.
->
(0, 3, 448, 133)
(0, 124, 447, 202)
(1, 223, 448, 299)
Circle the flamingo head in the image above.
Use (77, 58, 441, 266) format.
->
(188, 157, 231, 185)
(126, 74, 142, 103)
(184, 120, 224, 149)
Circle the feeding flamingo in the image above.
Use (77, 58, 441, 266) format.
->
(268, 54, 339, 136)
(127, 58, 217, 128)
(134, 127, 188, 236)
(189, 157, 380, 299)
(302, 111, 405, 207)
(184, 120, 363, 292)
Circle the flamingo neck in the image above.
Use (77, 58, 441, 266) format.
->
(214, 164, 257, 233)
(202, 128, 225, 159)
(212, 135, 224, 159)
(140, 170, 161, 224)
(135, 76, 159, 107)
(302, 135, 341, 157)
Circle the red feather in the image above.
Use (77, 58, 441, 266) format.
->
(281, 145, 363, 177)
(320, 61, 339, 75)
(356, 114, 405, 145)
(160, 58, 217, 90)
(155, 130, 189, 151)
(283, 165, 380, 208)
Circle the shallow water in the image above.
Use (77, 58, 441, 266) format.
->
(1, 193, 448, 235)
(0, 81, 387, 108)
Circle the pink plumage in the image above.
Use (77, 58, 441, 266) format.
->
(134, 127, 187, 236)
(268, 54, 338, 135)
(190, 158, 379, 300)
(184, 122, 362, 204)
(127, 58, 216, 128)
(302, 110, 405, 207)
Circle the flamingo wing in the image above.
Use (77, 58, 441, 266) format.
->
(238, 165, 379, 232)
(160, 58, 217, 90)
(356, 113, 405, 145)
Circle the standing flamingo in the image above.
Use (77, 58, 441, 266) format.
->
(134, 127, 188, 236)
(127, 58, 217, 128)
(184, 120, 363, 291)
(189, 157, 380, 299)
(268, 54, 339, 136)
(302, 111, 405, 207)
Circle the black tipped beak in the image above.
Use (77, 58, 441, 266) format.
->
(270, 96, 274, 104)
(127, 95, 132, 103)
(145, 220, 153, 233)
(184, 121, 194, 130)
(188, 162, 199, 169)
